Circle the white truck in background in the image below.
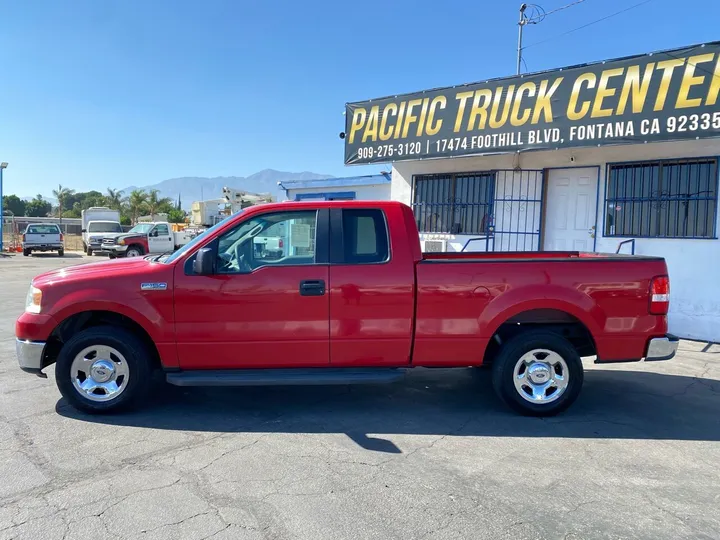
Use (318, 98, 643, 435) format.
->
(81, 207, 123, 255)
(103, 222, 196, 258)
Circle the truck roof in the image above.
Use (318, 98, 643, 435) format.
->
(262, 200, 409, 211)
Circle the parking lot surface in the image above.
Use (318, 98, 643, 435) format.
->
(1, 253, 720, 540)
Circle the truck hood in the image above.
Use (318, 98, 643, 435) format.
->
(32, 257, 154, 287)
(106, 233, 147, 244)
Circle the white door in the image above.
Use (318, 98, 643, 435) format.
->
(543, 168, 598, 251)
(148, 223, 172, 253)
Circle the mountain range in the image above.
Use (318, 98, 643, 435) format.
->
(23, 169, 334, 210)
(120, 169, 333, 209)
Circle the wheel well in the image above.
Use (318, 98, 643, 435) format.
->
(483, 309, 596, 365)
(43, 310, 161, 370)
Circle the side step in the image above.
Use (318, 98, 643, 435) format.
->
(166, 368, 408, 387)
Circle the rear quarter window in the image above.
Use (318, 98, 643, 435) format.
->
(341, 209, 389, 264)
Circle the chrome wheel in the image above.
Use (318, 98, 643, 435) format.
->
(70, 345, 130, 402)
(513, 349, 569, 404)
(126, 248, 141, 257)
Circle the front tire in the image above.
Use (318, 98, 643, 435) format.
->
(125, 246, 142, 257)
(491, 330, 583, 417)
(55, 326, 153, 414)
(86, 246, 93, 256)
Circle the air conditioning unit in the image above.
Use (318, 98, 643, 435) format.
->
(421, 239, 447, 253)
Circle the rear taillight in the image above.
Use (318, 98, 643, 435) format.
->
(22, 234, 26, 242)
(60, 233, 64, 242)
(278, 238, 284, 248)
(649, 276, 670, 315)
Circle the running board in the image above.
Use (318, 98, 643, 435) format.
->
(166, 368, 408, 387)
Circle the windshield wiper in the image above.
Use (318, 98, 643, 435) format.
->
(149, 250, 174, 262)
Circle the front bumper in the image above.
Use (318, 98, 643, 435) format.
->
(645, 335, 679, 361)
(103, 244, 128, 254)
(16, 339, 47, 376)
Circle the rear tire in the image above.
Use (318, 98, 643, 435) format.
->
(491, 330, 583, 417)
(23, 249, 30, 257)
(55, 326, 154, 414)
(58, 249, 64, 257)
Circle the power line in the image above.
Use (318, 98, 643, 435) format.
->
(524, 0, 654, 49)
(528, 0, 588, 22)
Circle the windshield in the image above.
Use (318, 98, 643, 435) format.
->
(88, 222, 122, 233)
(163, 215, 237, 264)
(128, 224, 153, 234)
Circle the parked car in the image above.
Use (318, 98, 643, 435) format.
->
(16, 201, 676, 416)
(81, 207, 122, 255)
(102, 222, 194, 258)
(22, 224, 64, 257)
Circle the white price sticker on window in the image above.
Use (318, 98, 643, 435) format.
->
(290, 223, 311, 248)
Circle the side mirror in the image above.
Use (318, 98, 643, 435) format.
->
(81, 228, 87, 233)
(193, 247, 215, 275)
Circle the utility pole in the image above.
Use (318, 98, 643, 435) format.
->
(517, 3, 527, 75)
(0, 162, 7, 252)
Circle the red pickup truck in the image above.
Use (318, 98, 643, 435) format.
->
(16, 201, 676, 416)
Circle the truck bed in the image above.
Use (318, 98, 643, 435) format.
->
(414, 252, 669, 366)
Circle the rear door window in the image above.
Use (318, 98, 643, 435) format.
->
(340, 209, 389, 264)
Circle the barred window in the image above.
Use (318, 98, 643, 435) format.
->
(605, 158, 718, 239)
(412, 172, 494, 234)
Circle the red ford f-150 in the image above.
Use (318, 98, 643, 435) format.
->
(16, 201, 677, 416)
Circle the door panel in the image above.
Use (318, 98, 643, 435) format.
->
(149, 224, 171, 253)
(174, 265, 330, 369)
(173, 208, 330, 369)
(329, 208, 415, 366)
(544, 168, 598, 251)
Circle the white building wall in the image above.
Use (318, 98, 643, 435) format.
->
(285, 183, 391, 201)
(391, 139, 720, 342)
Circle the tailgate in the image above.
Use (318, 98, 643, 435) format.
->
(25, 233, 61, 244)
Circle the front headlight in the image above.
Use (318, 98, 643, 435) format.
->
(118, 238, 126, 245)
(25, 286, 42, 314)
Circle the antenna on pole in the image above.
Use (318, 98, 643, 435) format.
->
(517, 4, 528, 75)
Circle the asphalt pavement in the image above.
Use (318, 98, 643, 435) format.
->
(1, 253, 719, 540)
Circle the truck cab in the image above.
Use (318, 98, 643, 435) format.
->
(104, 222, 193, 257)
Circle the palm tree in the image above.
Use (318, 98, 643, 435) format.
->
(52, 184, 75, 223)
(146, 189, 173, 220)
(127, 190, 148, 224)
(105, 188, 122, 210)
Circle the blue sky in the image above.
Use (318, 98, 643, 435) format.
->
(0, 0, 716, 197)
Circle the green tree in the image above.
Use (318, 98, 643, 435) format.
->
(127, 190, 148, 224)
(146, 189, 173, 219)
(105, 188, 122, 210)
(2, 194, 26, 216)
(52, 184, 75, 223)
(167, 209, 186, 223)
(25, 195, 52, 217)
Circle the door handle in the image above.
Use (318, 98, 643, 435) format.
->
(299, 280, 326, 296)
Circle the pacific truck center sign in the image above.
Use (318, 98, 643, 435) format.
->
(344, 42, 720, 165)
